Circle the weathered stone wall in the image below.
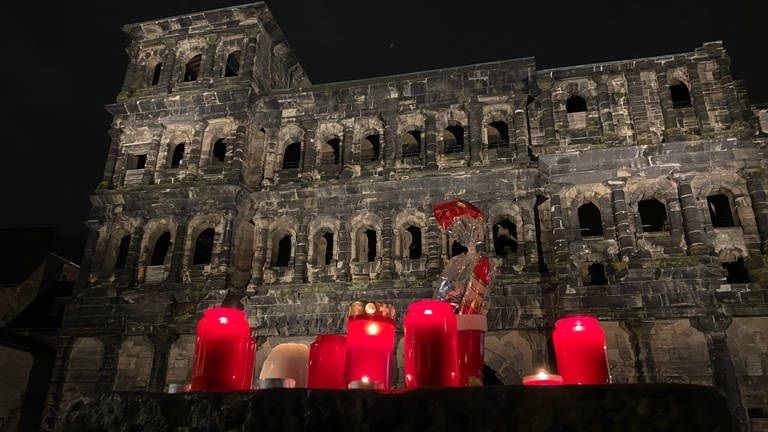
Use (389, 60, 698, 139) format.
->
(0, 346, 33, 432)
(52, 3, 768, 431)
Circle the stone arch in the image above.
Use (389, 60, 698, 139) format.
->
(175, 38, 207, 83)
(691, 176, 748, 229)
(482, 109, 512, 149)
(397, 112, 426, 160)
(200, 118, 236, 168)
(101, 224, 134, 272)
(307, 215, 341, 267)
(60, 337, 104, 411)
(139, 218, 178, 271)
(650, 320, 713, 386)
(627, 178, 678, 234)
(393, 208, 428, 260)
(158, 126, 194, 170)
(135, 48, 165, 88)
(350, 212, 383, 262)
(267, 217, 297, 268)
(483, 331, 535, 385)
(315, 122, 345, 166)
(355, 117, 385, 163)
(437, 109, 469, 156)
(184, 214, 223, 268)
(113, 336, 154, 391)
(276, 124, 305, 172)
(487, 202, 524, 260)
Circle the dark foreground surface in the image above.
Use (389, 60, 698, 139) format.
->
(59, 384, 735, 432)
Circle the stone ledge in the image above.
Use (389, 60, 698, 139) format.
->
(60, 384, 734, 432)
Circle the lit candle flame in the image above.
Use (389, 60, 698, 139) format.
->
(218, 317, 229, 325)
(365, 322, 380, 336)
(424, 309, 433, 315)
(361, 375, 370, 383)
(537, 370, 549, 379)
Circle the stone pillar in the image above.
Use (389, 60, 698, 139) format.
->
(95, 334, 123, 393)
(513, 108, 530, 163)
(121, 222, 145, 291)
(686, 63, 713, 135)
(145, 125, 164, 185)
(468, 102, 483, 165)
(426, 219, 442, 277)
(261, 128, 280, 187)
(148, 330, 179, 392)
(595, 77, 616, 134)
(520, 198, 540, 273)
(341, 126, 355, 178)
(75, 221, 101, 294)
(293, 216, 309, 283)
(337, 217, 351, 281)
(169, 218, 190, 283)
(382, 112, 398, 168)
(185, 120, 208, 179)
(159, 43, 177, 91)
(550, 194, 569, 277)
(691, 315, 748, 431)
(655, 70, 678, 131)
(746, 172, 768, 252)
(250, 220, 269, 286)
(226, 123, 247, 184)
(609, 182, 635, 259)
(217, 212, 235, 272)
(536, 80, 559, 151)
(200, 35, 219, 80)
(101, 127, 123, 189)
(380, 214, 394, 279)
(424, 112, 438, 169)
(621, 320, 657, 384)
(301, 120, 317, 181)
(676, 178, 713, 255)
(240, 32, 259, 81)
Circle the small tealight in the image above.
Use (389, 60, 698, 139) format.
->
(522, 370, 564, 386)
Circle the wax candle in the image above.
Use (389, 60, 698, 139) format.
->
(552, 315, 611, 385)
(456, 314, 486, 386)
(522, 370, 564, 386)
(344, 301, 396, 390)
(404, 300, 459, 388)
(307, 334, 347, 389)
(190, 307, 255, 391)
(259, 343, 310, 387)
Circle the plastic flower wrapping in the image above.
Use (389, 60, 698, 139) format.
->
(433, 199, 495, 315)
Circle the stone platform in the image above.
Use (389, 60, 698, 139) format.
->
(59, 384, 735, 432)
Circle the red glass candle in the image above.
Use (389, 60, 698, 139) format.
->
(456, 314, 486, 386)
(344, 301, 396, 389)
(522, 370, 564, 386)
(404, 300, 459, 388)
(552, 315, 611, 385)
(307, 334, 347, 389)
(190, 307, 255, 391)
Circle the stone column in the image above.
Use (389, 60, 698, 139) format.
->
(620, 320, 657, 383)
(101, 127, 122, 189)
(691, 315, 748, 431)
(424, 112, 438, 169)
(148, 330, 179, 392)
(382, 111, 398, 168)
(595, 76, 616, 134)
(746, 172, 768, 252)
(380, 214, 394, 279)
(550, 194, 569, 277)
(225, 123, 247, 184)
(217, 212, 235, 272)
(468, 102, 483, 165)
(250, 219, 269, 287)
(513, 108, 530, 163)
(200, 35, 220, 80)
(145, 125, 164, 185)
(159, 43, 177, 91)
(341, 126, 355, 178)
(123, 222, 145, 290)
(337, 217, 351, 281)
(169, 218, 190, 284)
(686, 63, 713, 135)
(261, 128, 280, 187)
(185, 120, 208, 179)
(95, 334, 123, 393)
(536, 80, 559, 152)
(426, 219, 442, 277)
(676, 177, 713, 255)
(240, 31, 259, 81)
(293, 216, 309, 283)
(520, 198, 540, 273)
(655, 70, 678, 131)
(301, 120, 317, 181)
(75, 221, 101, 294)
(609, 182, 636, 259)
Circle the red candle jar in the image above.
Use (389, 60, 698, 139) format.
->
(307, 334, 347, 389)
(404, 300, 460, 388)
(190, 307, 255, 391)
(522, 370, 564, 386)
(344, 301, 396, 389)
(552, 315, 611, 385)
(456, 314, 486, 386)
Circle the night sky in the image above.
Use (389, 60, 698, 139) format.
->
(0, 0, 764, 261)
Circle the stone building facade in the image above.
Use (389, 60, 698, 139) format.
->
(48, 2, 768, 431)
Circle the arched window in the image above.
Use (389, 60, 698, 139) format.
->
(320, 137, 340, 165)
(314, 231, 334, 266)
(492, 219, 518, 257)
(451, 240, 468, 257)
(170, 143, 185, 168)
(361, 134, 380, 162)
(356, 228, 378, 262)
(723, 258, 749, 283)
(212, 139, 226, 164)
(193, 228, 215, 265)
(283, 142, 301, 169)
(183, 54, 202, 82)
(150, 62, 163, 86)
(578, 203, 604, 237)
(150, 232, 171, 266)
(114, 235, 131, 269)
(586, 263, 607, 286)
(670, 82, 692, 108)
(707, 194, 735, 227)
(224, 50, 241, 77)
(487, 121, 509, 149)
(566, 95, 587, 113)
(401, 130, 421, 158)
(638, 199, 668, 232)
(274, 234, 292, 267)
(443, 124, 464, 154)
(404, 225, 422, 260)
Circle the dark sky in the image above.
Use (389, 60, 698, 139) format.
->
(0, 0, 764, 259)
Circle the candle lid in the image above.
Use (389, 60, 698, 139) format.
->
(348, 301, 396, 320)
(433, 199, 484, 229)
